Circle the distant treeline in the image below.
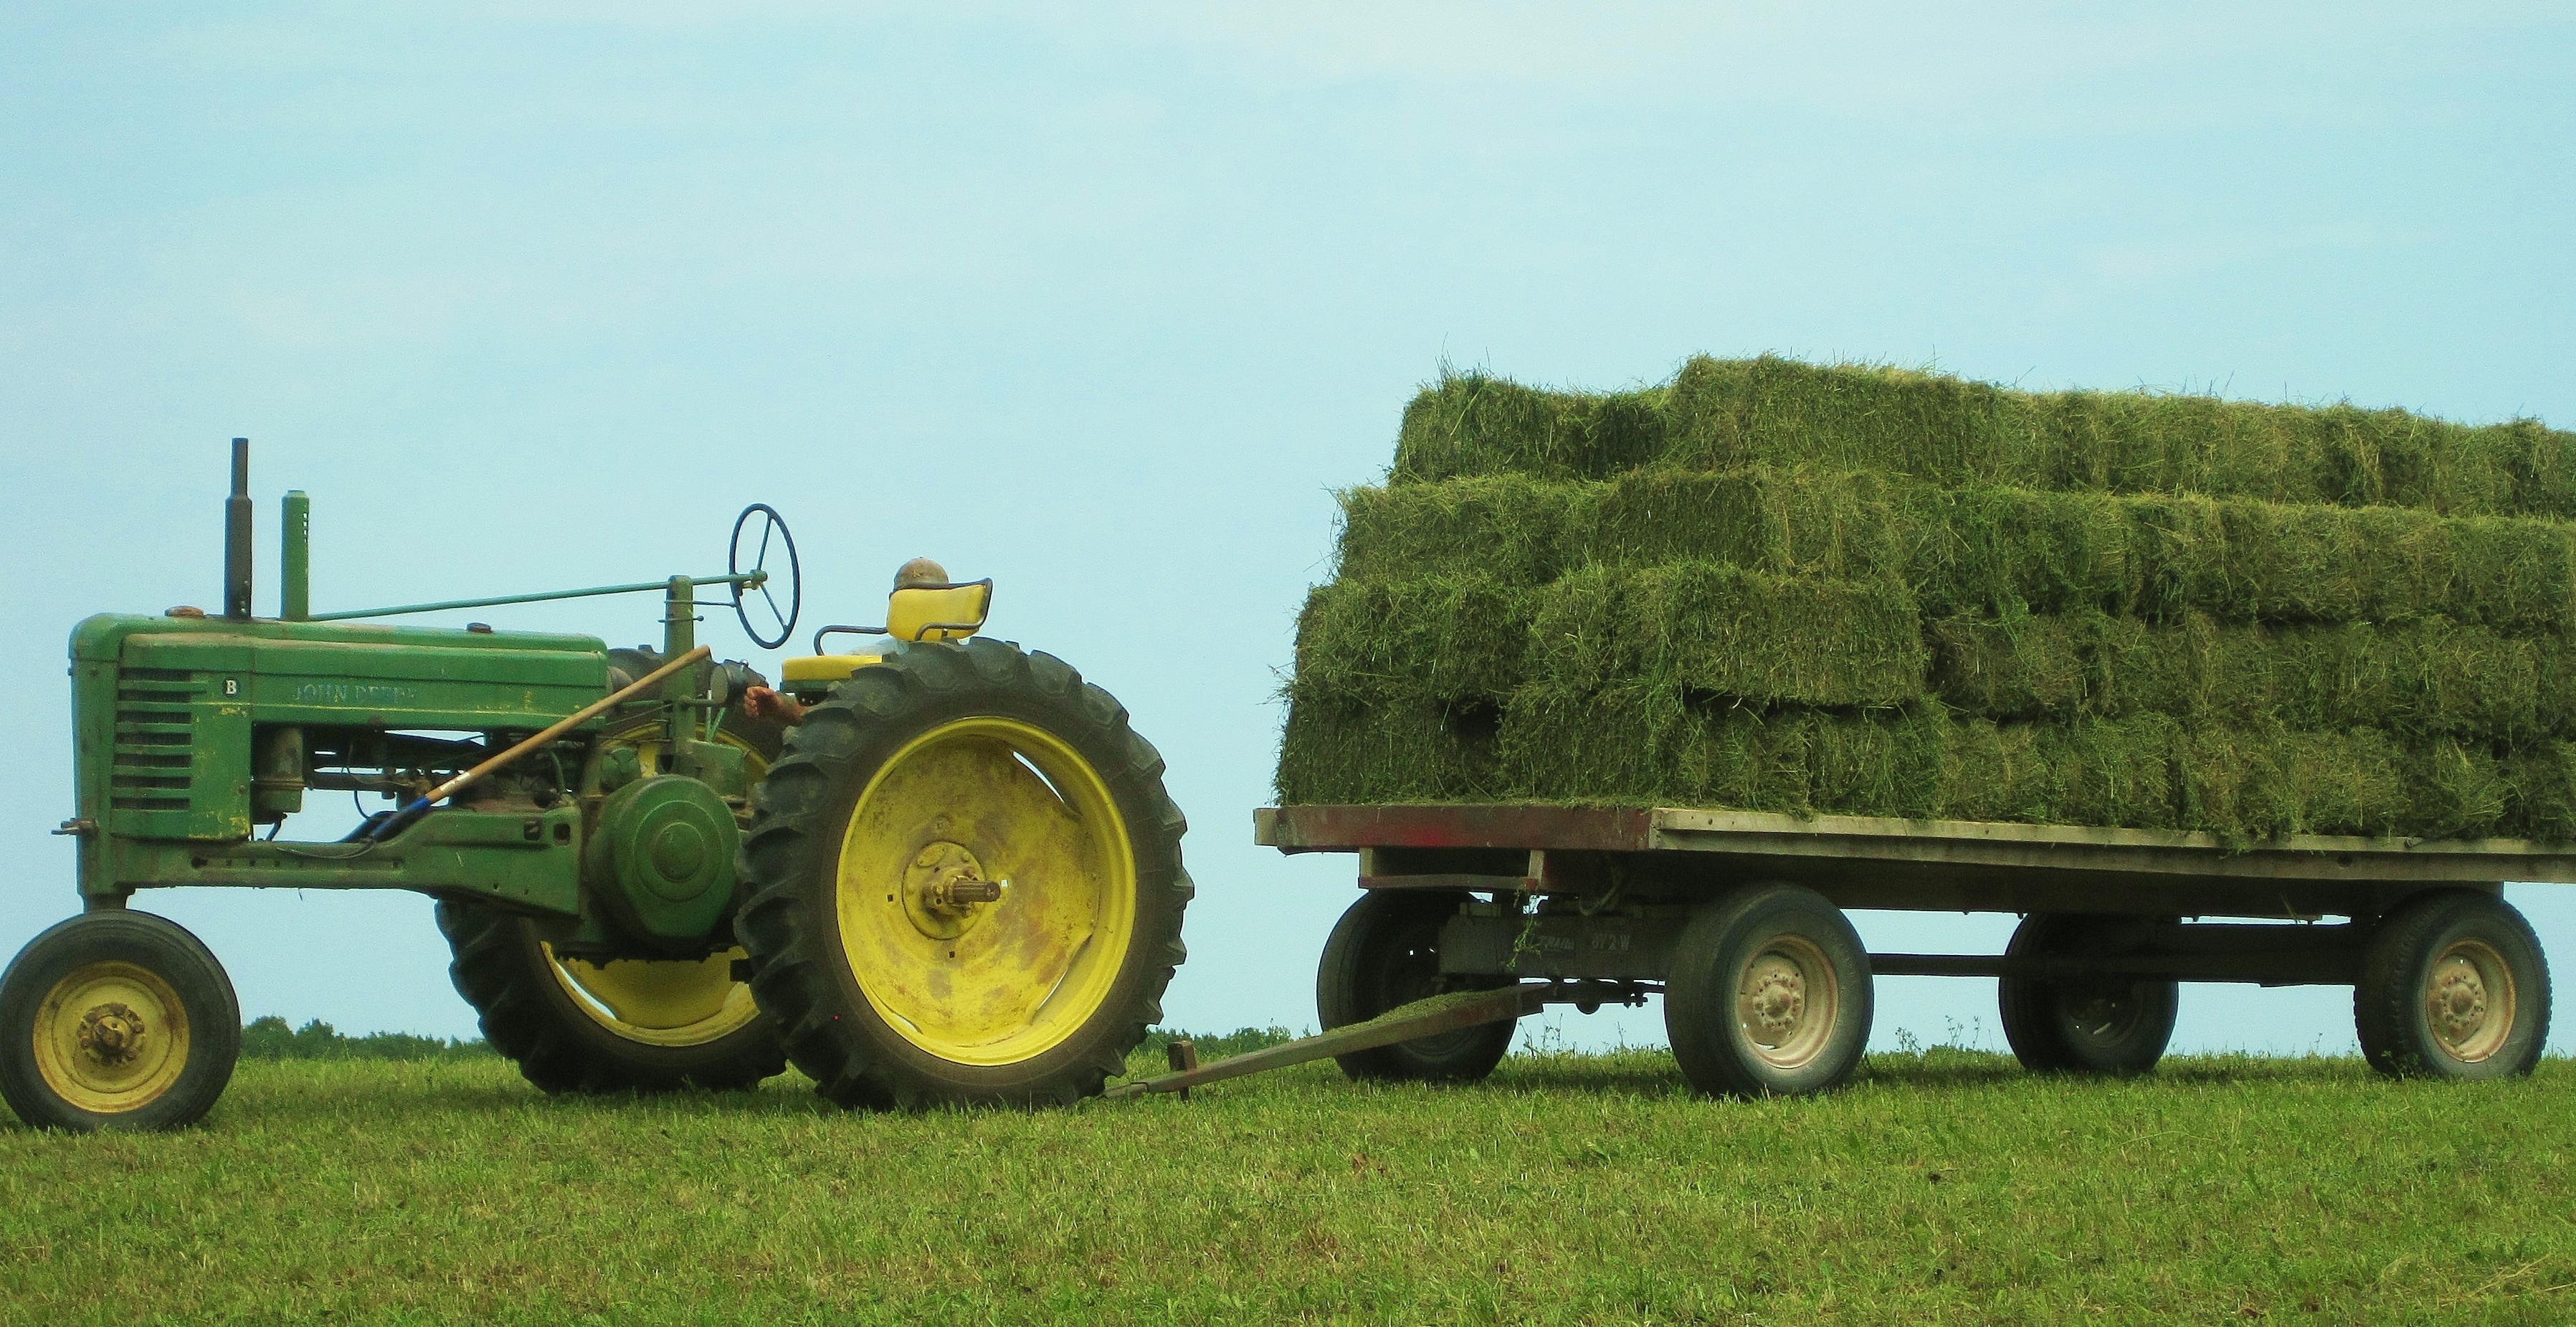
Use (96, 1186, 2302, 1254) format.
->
(240, 1016, 493, 1062)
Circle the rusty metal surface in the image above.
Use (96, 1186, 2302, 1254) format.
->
(1255, 804, 1654, 854)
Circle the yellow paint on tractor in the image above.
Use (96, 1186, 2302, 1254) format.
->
(34, 961, 191, 1114)
(546, 945, 764, 1047)
(834, 716, 1136, 1065)
(536, 720, 769, 1048)
(781, 654, 883, 686)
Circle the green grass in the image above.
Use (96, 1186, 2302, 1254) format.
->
(4, 1049, 2572, 1324)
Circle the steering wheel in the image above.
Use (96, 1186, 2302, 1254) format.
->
(728, 503, 801, 650)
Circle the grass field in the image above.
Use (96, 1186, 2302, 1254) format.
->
(4, 1045, 2572, 1325)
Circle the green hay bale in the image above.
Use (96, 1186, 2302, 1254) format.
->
(1527, 563, 1926, 710)
(1335, 475, 1593, 586)
(1344, 471, 2576, 630)
(1928, 612, 2553, 741)
(2505, 743, 2576, 841)
(1493, 696, 2178, 827)
(1663, 355, 2051, 487)
(1394, 356, 2576, 519)
(2170, 726, 2417, 840)
(1293, 566, 1924, 714)
(1392, 371, 1668, 483)
(1911, 487, 2576, 629)
(1273, 682, 1503, 805)
(1585, 465, 1906, 581)
(1291, 578, 1534, 704)
(1341, 465, 1906, 589)
(1901, 484, 2145, 618)
(2134, 497, 2576, 630)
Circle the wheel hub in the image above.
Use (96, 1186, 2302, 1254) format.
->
(2424, 941, 2512, 1061)
(34, 960, 191, 1113)
(1734, 936, 1840, 1071)
(77, 1002, 146, 1067)
(902, 841, 1004, 941)
(1741, 959, 1807, 1042)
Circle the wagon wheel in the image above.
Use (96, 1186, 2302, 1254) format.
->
(1663, 884, 1872, 1098)
(2354, 890, 2550, 1080)
(1997, 915, 2177, 1076)
(1316, 890, 1516, 1082)
(734, 637, 1191, 1109)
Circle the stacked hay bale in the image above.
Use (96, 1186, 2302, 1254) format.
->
(1277, 356, 2576, 841)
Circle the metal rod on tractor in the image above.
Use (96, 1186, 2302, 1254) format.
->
(359, 645, 713, 842)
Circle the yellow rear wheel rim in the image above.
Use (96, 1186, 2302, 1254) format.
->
(546, 945, 764, 1047)
(34, 961, 191, 1114)
(835, 716, 1137, 1066)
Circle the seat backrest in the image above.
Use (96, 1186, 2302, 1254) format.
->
(886, 581, 992, 643)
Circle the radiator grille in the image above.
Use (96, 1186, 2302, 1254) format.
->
(112, 671, 196, 812)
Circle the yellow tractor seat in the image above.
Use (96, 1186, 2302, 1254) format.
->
(781, 653, 882, 688)
(781, 579, 994, 698)
(887, 581, 992, 644)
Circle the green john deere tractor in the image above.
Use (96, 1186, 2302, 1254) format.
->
(0, 440, 1191, 1130)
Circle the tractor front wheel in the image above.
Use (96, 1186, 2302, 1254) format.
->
(0, 910, 242, 1131)
(736, 638, 1191, 1110)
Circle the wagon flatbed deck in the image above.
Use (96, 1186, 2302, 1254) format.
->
(1257, 804, 2576, 918)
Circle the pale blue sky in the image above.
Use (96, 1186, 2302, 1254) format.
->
(4, 4, 2572, 1056)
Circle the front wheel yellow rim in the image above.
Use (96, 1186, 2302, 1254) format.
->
(34, 961, 191, 1114)
(835, 717, 1138, 1066)
(546, 945, 763, 1048)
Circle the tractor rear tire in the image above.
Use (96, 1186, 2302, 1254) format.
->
(0, 910, 241, 1131)
(437, 903, 786, 1093)
(1664, 885, 1871, 1098)
(1997, 915, 2178, 1076)
(2354, 890, 2550, 1080)
(735, 638, 1191, 1110)
(1315, 890, 1515, 1083)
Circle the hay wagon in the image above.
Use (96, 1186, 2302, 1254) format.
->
(1115, 802, 2565, 1100)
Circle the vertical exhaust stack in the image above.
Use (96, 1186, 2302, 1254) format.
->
(224, 437, 252, 621)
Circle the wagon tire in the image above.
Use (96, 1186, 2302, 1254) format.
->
(2354, 890, 2549, 1080)
(1664, 884, 1871, 1098)
(1316, 890, 1515, 1083)
(1997, 915, 2177, 1077)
